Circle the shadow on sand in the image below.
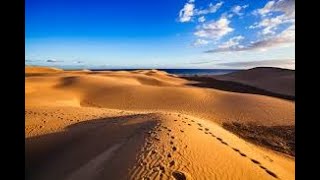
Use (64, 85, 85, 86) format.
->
(182, 76, 294, 101)
(26, 113, 157, 180)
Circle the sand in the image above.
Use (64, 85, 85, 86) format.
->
(214, 67, 295, 97)
(25, 66, 295, 180)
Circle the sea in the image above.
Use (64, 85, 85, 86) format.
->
(89, 69, 241, 76)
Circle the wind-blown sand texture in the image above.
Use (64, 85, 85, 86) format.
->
(25, 66, 294, 180)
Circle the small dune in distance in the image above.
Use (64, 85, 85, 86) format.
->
(214, 67, 295, 97)
(25, 66, 295, 180)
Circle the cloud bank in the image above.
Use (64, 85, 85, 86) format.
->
(205, 24, 294, 53)
(217, 59, 295, 69)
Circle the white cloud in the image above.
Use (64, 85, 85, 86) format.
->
(194, 16, 233, 40)
(178, 1, 223, 23)
(251, 0, 295, 36)
(205, 24, 294, 53)
(255, 0, 294, 17)
(255, 1, 276, 16)
(253, 13, 294, 35)
(275, 24, 295, 42)
(227, 14, 233, 18)
(198, 16, 205, 22)
(192, 39, 210, 46)
(231, 4, 248, 16)
(179, 2, 195, 22)
(218, 36, 244, 49)
(46, 59, 63, 63)
(232, 6, 242, 15)
(242, 4, 249, 9)
(195, 2, 223, 16)
(248, 22, 258, 29)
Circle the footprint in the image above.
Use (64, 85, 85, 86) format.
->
(264, 155, 274, 162)
(259, 165, 266, 170)
(232, 148, 240, 152)
(159, 165, 165, 172)
(170, 141, 174, 145)
(217, 137, 222, 141)
(239, 152, 247, 157)
(205, 128, 209, 131)
(265, 169, 278, 178)
(171, 136, 175, 139)
(168, 153, 172, 158)
(251, 159, 261, 165)
(172, 171, 187, 180)
(188, 124, 191, 126)
(174, 120, 178, 121)
(153, 167, 159, 172)
(172, 147, 177, 151)
(169, 160, 175, 167)
(180, 130, 184, 133)
(198, 128, 203, 131)
(221, 141, 228, 145)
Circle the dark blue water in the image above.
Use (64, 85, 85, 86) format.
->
(89, 69, 241, 76)
(158, 69, 241, 76)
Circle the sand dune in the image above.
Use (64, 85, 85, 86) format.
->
(25, 67, 295, 180)
(213, 67, 295, 97)
(25, 66, 63, 74)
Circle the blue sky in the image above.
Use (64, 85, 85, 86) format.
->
(25, 0, 295, 69)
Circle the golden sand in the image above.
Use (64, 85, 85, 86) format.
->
(26, 66, 294, 180)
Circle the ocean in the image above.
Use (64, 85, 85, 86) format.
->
(89, 69, 241, 76)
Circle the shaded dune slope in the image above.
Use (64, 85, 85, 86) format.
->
(213, 67, 295, 97)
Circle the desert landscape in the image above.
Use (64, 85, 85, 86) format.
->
(25, 66, 295, 180)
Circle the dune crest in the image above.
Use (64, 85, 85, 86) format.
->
(26, 66, 63, 74)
